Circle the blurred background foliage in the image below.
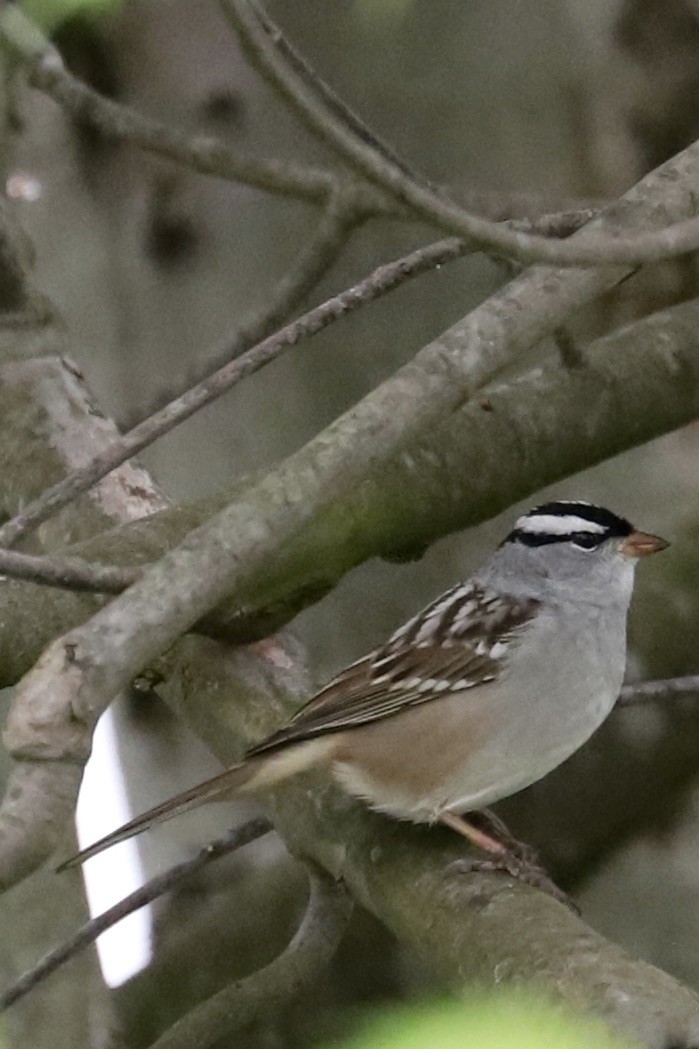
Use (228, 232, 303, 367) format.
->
(332, 993, 637, 1049)
(3, 1, 699, 1047)
(19, 0, 121, 34)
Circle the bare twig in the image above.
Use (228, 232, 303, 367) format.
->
(0, 7, 603, 236)
(0, 198, 611, 547)
(128, 187, 365, 424)
(619, 676, 699, 706)
(148, 869, 352, 1049)
(224, 0, 699, 268)
(234, 0, 435, 192)
(0, 547, 136, 593)
(0, 817, 273, 1011)
(0, 5, 347, 208)
(0, 235, 470, 548)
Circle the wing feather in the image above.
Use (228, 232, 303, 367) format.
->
(248, 584, 539, 757)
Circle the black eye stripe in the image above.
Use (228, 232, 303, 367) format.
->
(502, 502, 633, 548)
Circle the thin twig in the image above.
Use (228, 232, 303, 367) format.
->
(243, 1, 435, 192)
(0, 4, 605, 237)
(224, 0, 699, 268)
(0, 5, 347, 208)
(0, 7, 601, 232)
(0, 817, 273, 1010)
(0, 235, 470, 548)
(127, 188, 365, 424)
(619, 676, 699, 706)
(0, 547, 137, 593)
(148, 869, 352, 1049)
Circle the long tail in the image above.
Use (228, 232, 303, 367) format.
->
(57, 760, 261, 871)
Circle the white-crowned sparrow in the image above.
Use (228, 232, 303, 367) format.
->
(62, 500, 667, 874)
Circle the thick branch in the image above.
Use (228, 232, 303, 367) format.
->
(0, 296, 697, 621)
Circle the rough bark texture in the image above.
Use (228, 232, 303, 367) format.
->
(0, 338, 166, 1045)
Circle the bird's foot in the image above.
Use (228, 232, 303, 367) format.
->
(450, 850, 578, 912)
(469, 809, 541, 866)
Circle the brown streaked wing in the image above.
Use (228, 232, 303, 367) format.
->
(246, 585, 539, 758)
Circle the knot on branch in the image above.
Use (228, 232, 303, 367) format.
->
(3, 639, 92, 762)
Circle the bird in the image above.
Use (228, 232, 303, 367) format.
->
(60, 500, 668, 881)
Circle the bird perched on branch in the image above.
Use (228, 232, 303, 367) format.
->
(61, 500, 667, 894)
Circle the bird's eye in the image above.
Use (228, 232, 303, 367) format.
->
(571, 532, 602, 550)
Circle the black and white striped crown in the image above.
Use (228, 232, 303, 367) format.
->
(504, 501, 633, 549)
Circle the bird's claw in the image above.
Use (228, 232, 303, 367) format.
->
(448, 851, 579, 913)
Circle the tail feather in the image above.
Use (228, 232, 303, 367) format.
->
(57, 760, 257, 871)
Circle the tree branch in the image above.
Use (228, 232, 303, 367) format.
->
(148, 869, 351, 1049)
(0, 234, 470, 548)
(618, 676, 699, 705)
(0, 547, 136, 593)
(126, 186, 365, 424)
(0, 293, 695, 616)
(0, 4, 346, 208)
(0, 6, 604, 236)
(223, 0, 699, 268)
(0, 817, 272, 1011)
(149, 635, 699, 1048)
(2, 134, 699, 891)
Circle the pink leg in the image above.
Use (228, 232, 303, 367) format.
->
(439, 810, 575, 910)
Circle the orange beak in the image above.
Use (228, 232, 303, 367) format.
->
(618, 531, 669, 557)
